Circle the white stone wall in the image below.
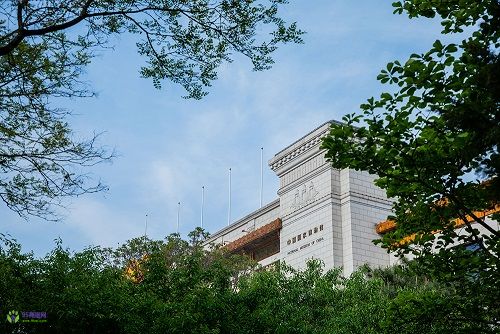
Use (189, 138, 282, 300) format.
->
(206, 121, 500, 277)
(280, 196, 336, 271)
(330, 169, 344, 272)
(270, 121, 393, 275)
(339, 169, 393, 274)
(274, 128, 337, 271)
(206, 121, 396, 276)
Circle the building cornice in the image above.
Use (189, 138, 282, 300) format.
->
(268, 120, 339, 173)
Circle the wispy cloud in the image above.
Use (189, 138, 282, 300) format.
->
(2, 0, 450, 255)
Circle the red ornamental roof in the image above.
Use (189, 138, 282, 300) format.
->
(376, 204, 500, 236)
(226, 218, 282, 252)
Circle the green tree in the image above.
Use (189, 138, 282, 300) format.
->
(235, 261, 391, 334)
(321, 0, 499, 330)
(0, 0, 303, 220)
(0, 234, 126, 333)
(4, 231, 495, 333)
(322, 0, 499, 253)
(0, 230, 256, 333)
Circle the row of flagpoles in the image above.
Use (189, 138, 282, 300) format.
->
(144, 148, 265, 238)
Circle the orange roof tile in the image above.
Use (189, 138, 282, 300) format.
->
(376, 204, 500, 246)
(226, 218, 282, 252)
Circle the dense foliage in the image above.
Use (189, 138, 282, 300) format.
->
(1, 232, 496, 333)
(322, 0, 499, 255)
(321, 0, 500, 330)
(0, 0, 303, 220)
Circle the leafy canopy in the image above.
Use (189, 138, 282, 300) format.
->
(0, 0, 303, 220)
(3, 232, 495, 334)
(322, 1, 500, 329)
(322, 0, 499, 254)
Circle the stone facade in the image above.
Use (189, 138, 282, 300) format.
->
(205, 120, 499, 275)
(205, 120, 396, 275)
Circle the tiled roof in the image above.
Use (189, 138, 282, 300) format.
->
(226, 218, 282, 252)
(376, 204, 500, 247)
(376, 204, 500, 235)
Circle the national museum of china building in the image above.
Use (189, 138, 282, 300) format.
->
(204, 121, 499, 276)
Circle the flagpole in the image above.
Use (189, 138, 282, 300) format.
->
(144, 213, 148, 238)
(201, 186, 205, 228)
(260, 147, 263, 208)
(228, 168, 231, 226)
(176, 202, 180, 234)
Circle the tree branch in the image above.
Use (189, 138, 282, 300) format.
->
(0, 0, 94, 56)
(446, 191, 500, 237)
(16, 0, 23, 29)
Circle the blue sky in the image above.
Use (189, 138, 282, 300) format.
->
(1, 1, 449, 256)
